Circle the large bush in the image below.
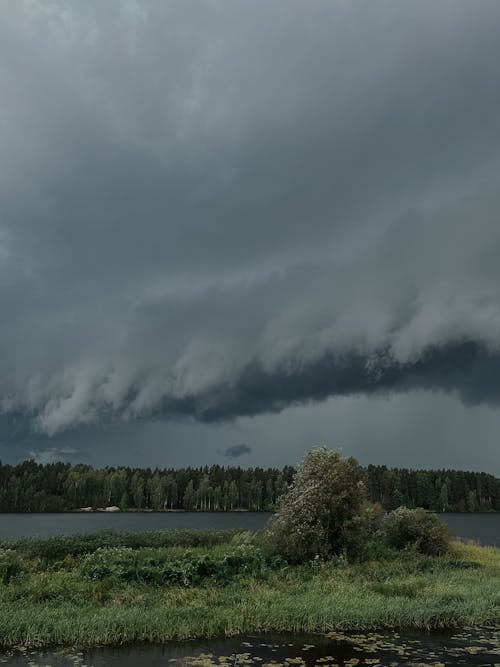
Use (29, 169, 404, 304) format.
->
(381, 506, 452, 555)
(265, 448, 371, 562)
(80, 545, 283, 586)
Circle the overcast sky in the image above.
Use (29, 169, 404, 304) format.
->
(1, 1, 500, 473)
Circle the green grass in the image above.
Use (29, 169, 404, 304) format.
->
(0, 531, 498, 649)
(0, 529, 237, 563)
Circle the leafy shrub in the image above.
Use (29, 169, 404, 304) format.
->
(361, 538, 399, 561)
(340, 501, 385, 560)
(265, 448, 370, 562)
(1, 529, 237, 564)
(381, 507, 452, 556)
(80, 544, 281, 586)
(0, 549, 24, 584)
(80, 547, 139, 582)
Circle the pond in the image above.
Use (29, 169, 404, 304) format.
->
(0, 511, 498, 546)
(1, 629, 500, 666)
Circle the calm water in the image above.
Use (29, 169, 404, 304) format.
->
(2, 629, 500, 666)
(0, 511, 269, 539)
(0, 510, 498, 545)
(440, 512, 500, 547)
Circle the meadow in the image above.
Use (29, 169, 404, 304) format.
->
(0, 529, 498, 649)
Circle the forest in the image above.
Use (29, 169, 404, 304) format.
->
(0, 459, 498, 513)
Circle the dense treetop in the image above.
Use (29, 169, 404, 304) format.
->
(0, 459, 498, 513)
(266, 449, 371, 561)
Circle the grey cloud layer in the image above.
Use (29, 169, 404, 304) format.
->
(1, 0, 500, 436)
(223, 444, 251, 459)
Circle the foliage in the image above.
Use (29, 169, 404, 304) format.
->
(265, 448, 370, 562)
(0, 458, 498, 512)
(366, 464, 500, 512)
(0, 529, 237, 564)
(381, 506, 452, 555)
(340, 501, 385, 560)
(80, 544, 282, 586)
(0, 460, 293, 512)
(0, 549, 24, 584)
(0, 534, 498, 650)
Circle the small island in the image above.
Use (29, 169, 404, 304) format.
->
(0, 449, 498, 651)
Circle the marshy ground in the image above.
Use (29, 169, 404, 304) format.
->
(0, 530, 498, 653)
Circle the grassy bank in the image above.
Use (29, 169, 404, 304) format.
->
(0, 530, 498, 649)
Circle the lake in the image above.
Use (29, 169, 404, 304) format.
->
(2, 629, 500, 667)
(0, 511, 268, 539)
(0, 510, 498, 545)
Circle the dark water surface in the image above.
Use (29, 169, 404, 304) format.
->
(0, 511, 270, 539)
(439, 512, 500, 547)
(1, 629, 500, 666)
(0, 511, 498, 545)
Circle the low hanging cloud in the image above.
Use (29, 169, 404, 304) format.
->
(223, 444, 252, 459)
(1, 2, 500, 439)
(27, 448, 85, 465)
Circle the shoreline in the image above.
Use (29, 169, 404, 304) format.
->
(2, 620, 500, 653)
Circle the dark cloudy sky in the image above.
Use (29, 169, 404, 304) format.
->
(1, 0, 500, 474)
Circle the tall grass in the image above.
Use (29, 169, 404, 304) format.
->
(0, 529, 238, 563)
(0, 534, 498, 649)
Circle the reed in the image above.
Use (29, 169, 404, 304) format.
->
(0, 533, 498, 649)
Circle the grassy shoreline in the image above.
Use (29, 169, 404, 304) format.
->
(0, 530, 498, 649)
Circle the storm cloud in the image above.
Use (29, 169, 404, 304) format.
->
(223, 444, 252, 459)
(1, 1, 500, 451)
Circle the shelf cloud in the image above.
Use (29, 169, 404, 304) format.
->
(1, 1, 500, 461)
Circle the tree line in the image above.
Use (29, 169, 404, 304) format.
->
(0, 459, 498, 513)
